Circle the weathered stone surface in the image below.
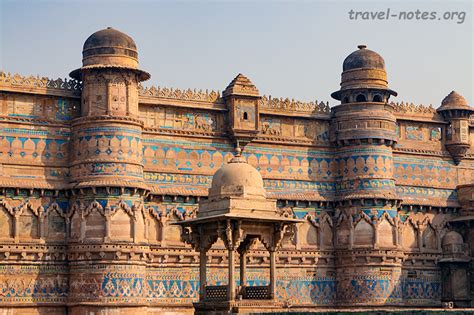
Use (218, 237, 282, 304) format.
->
(0, 30, 472, 314)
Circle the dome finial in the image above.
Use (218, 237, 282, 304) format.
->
(235, 147, 242, 157)
(358, 44, 367, 49)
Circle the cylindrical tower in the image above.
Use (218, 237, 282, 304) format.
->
(330, 45, 404, 306)
(67, 28, 150, 314)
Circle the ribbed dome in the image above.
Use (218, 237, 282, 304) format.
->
(438, 91, 471, 111)
(442, 231, 463, 246)
(208, 154, 265, 199)
(343, 45, 385, 71)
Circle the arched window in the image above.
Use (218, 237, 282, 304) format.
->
(356, 94, 366, 102)
(373, 94, 383, 102)
(243, 112, 248, 120)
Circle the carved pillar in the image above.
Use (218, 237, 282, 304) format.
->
(394, 223, 399, 247)
(13, 214, 19, 243)
(65, 218, 71, 241)
(228, 248, 236, 300)
(374, 223, 379, 249)
(104, 214, 111, 241)
(417, 225, 423, 250)
(39, 216, 45, 239)
(269, 249, 276, 300)
(240, 252, 247, 288)
(132, 213, 138, 243)
(80, 213, 86, 241)
(199, 249, 207, 301)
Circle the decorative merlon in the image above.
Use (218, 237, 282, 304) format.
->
(0, 71, 82, 95)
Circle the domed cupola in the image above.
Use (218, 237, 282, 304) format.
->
(196, 149, 278, 219)
(332, 45, 397, 102)
(437, 91, 473, 164)
(70, 27, 150, 81)
(209, 150, 266, 200)
(438, 91, 472, 114)
(329, 45, 399, 146)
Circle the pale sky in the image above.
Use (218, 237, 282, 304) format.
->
(1, 0, 472, 107)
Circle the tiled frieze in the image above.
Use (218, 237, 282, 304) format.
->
(144, 266, 336, 305)
(68, 264, 147, 304)
(70, 117, 146, 188)
(0, 264, 69, 304)
(142, 137, 335, 181)
(401, 269, 441, 306)
(0, 127, 70, 166)
(336, 266, 403, 305)
(393, 156, 460, 188)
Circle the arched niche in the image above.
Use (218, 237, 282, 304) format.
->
(298, 219, 318, 248)
(372, 94, 383, 102)
(19, 206, 40, 239)
(45, 206, 67, 241)
(0, 204, 13, 239)
(353, 219, 374, 246)
(146, 208, 162, 243)
(110, 207, 133, 241)
(402, 222, 418, 250)
(336, 216, 351, 247)
(356, 94, 367, 102)
(320, 218, 333, 249)
(162, 209, 184, 246)
(378, 217, 396, 248)
(422, 224, 437, 250)
(69, 206, 82, 240)
(134, 208, 146, 242)
(85, 209, 106, 240)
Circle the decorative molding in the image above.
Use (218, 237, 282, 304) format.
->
(391, 101, 437, 114)
(0, 71, 82, 96)
(138, 85, 222, 103)
(260, 95, 330, 114)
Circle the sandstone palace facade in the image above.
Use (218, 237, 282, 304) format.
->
(0, 28, 473, 314)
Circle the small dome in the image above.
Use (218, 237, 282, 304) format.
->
(438, 91, 471, 111)
(209, 153, 265, 198)
(332, 45, 396, 100)
(343, 45, 385, 71)
(83, 27, 137, 54)
(70, 27, 150, 81)
(442, 231, 464, 246)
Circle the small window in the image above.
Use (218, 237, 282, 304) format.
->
(356, 94, 366, 102)
(243, 112, 248, 120)
(373, 95, 383, 102)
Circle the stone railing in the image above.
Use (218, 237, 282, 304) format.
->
(242, 285, 270, 300)
(138, 85, 222, 103)
(205, 285, 228, 301)
(0, 71, 82, 95)
(260, 95, 330, 114)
